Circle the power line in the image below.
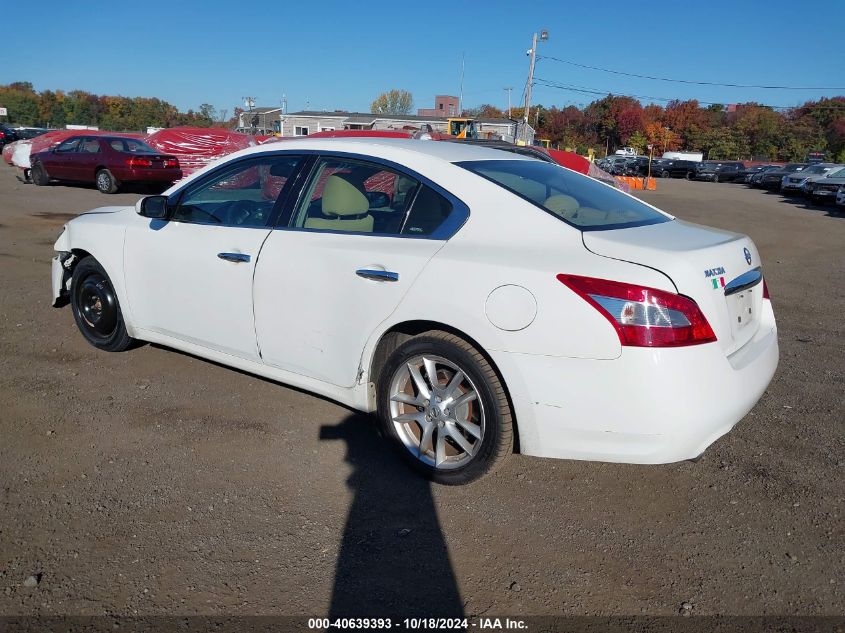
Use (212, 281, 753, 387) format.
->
(533, 77, 845, 111)
(537, 55, 845, 91)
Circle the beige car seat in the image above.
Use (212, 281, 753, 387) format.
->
(543, 194, 580, 220)
(304, 175, 374, 232)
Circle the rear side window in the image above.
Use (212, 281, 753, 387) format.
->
(458, 159, 670, 231)
(291, 157, 455, 237)
(403, 185, 453, 235)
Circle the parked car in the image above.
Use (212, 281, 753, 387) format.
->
(602, 156, 649, 176)
(694, 161, 745, 183)
(14, 127, 52, 140)
(652, 158, 698, 179)
(836, 186, 845, 208)
(0, 123, 19, 149)
(758, 163, 809, 190)
(30, 135, 182, 193)
(781, 163, 841, 195)
(804, 167, 845, 204)
(50, 139, 778, 484)
(737, 164, 780, 184)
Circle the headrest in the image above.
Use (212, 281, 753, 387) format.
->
(322, 175, 369, 217)
(543, 194, 579, 217)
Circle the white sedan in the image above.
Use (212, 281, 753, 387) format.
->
(51, 139, 778, 484)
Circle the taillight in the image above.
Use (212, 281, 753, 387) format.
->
(763, 279, 770, 299)
(163, 158, 179, 168)
(557, 274, 717, 348)
(126, 157, 152, 168)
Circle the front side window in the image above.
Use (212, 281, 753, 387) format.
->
(79, 138, 101, 153)
(171, 155, 302, 227)
(291, 157, 454, 237)
(459, 159, 670, 231)
(55, 138, 81, 153)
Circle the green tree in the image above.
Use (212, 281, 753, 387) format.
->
(627, 130, 648, 154)
(370, 89, 414, 115)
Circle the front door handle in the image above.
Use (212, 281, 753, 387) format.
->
(217, 252, 251, 263)
(356, 269, 399, 282)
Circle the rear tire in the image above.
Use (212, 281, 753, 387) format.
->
(31, 162, 49, 186)
(376, 331, 513, 485)
(660, 170, 670, 178)
(95, 169, 119, 194)
(70, 257, 135, 352)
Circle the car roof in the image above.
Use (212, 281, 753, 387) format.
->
(243, 137, 535, 164)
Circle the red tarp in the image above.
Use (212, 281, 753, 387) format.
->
(144, 127, 256, 177)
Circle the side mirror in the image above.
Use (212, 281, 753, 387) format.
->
(137, 195, 169, 219)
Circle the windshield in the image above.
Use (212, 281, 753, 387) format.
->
(803, 165, 830, 175)
(457, 159, 670, 231)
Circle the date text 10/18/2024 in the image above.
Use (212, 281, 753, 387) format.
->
(308, 617, 528, 630)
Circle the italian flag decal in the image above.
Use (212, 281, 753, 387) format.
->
(712, 277, 725, 289)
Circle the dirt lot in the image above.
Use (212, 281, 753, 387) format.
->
(0, 168, 842, 620)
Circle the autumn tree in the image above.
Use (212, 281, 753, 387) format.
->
(370, 89, 414, 115)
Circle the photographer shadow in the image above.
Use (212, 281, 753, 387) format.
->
(320, 414, 464, 619)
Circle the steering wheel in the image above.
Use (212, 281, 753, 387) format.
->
(228, 200, 266, 226)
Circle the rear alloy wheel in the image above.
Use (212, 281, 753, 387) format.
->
(70, 257, 134, 352)
(377, 332, 513, 485)
(31, 162, 49, 186)
(95, 169, 119, 194)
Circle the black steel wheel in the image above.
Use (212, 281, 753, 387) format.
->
(70, 257, 134, 351)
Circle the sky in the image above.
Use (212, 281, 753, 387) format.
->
(3, 0, 844, 116)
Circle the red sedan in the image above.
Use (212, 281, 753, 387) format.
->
(30, 135, 182, 193)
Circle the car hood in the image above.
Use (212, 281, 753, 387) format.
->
(583, 219, 765, 356)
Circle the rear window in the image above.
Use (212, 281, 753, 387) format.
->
(109, 138, 157, 154)
(457, 159, 670, 231)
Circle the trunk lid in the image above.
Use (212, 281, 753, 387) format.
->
(583, 219, 764, 356)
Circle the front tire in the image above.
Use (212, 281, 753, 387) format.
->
(31, 162, 49, 186)
(377, 331, 513, 485)
(70, 257, 134, 352)
(95, 169, 119, 194)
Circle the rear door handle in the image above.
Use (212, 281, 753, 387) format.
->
(356, 269, 399, 282)
(217, 252, 251, 263)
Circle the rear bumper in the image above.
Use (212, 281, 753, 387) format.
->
(493, 302, 778, 464)
(111, 167, 182, 182)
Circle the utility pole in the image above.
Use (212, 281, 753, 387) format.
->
(522, 29, 547, 144)
(504, 87, 513, 118)
(458, 52, 465, 115)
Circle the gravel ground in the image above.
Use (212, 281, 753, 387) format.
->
(0, 168, 842, 620)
